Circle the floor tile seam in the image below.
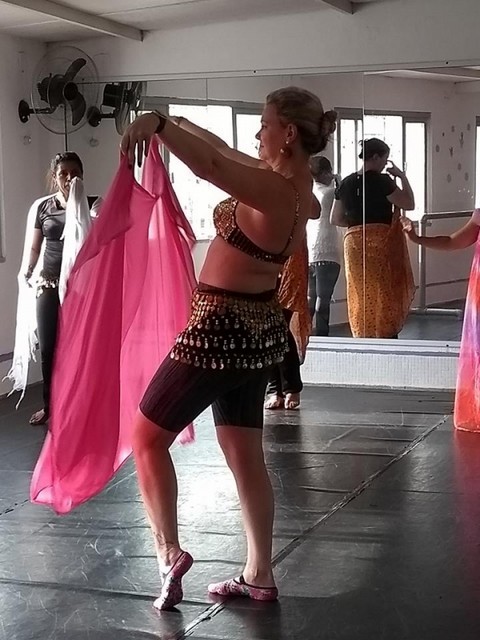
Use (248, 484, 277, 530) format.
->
(362, 487, 470, 496)
(0, 499, 30, 518)
(1, 406, 450, 637)
(268, 422, 446, 428)
(174, 414, 450, 639)
(270, 414, 449, 567)
(0, 576, 210, 606)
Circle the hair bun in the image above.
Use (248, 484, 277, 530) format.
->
(320, 110, 338, 136)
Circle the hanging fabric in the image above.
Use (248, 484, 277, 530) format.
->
(31, 146, 197, 514)
(5, 180, 97, 406)
(454, 218, 480, 432)
(58, 178, 93, 303)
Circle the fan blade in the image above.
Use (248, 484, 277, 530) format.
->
(86, 105, 103, 128)
(37, 76, 51, 103)
(64, 58, 87, 83)
(129, 81, 145, 111)
(68, 92, 86, 126)
(48, 74, 67, 108)
(102, 83, 125, 109)
(114, 102, 130, 135)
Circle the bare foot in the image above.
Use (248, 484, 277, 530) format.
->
(29, 409, 48, 425)
(284, 393, 300, 410)
(264, 394, 284, 410)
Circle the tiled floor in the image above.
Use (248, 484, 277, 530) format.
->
(1, 384, 479, 639)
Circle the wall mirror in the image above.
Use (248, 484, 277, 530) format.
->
(65, 64, 480, 348)
(132, 71, 365, 336)
(355, 65, 480, 343)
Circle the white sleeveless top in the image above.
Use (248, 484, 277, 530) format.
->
(306, 181, 341, 264)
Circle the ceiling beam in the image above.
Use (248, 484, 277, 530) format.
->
(1, 0, 143, 41)
(317, 0, 354, 14)
(421, 67, 480, 79)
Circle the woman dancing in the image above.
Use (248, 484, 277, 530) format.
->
(121, 88, 337, 608)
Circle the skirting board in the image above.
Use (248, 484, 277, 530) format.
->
(303, 338, 460, 391)
(0, 339, 460, 398)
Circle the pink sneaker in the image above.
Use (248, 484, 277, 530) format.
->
(208, 575, 278, 601)
(153, 551, 193, 610)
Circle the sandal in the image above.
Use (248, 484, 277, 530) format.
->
(208, 575, 278, 601)
(284, 393, 300, 410)
(153, 551, 193, 611)
(264, 394, 284, 410)
(29, 409, 49, 426)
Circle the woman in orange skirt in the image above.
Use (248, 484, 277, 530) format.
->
(331, 138, 415, 338)
(264, 237, 311, 409)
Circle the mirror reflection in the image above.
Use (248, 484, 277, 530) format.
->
(66, 66, 480, 346)
(130, 72, 364, 344)
(356, 68, 479, 342)
(331, 136, 415, 340)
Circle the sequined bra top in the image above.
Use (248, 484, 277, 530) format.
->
(213, 188, 300, 265)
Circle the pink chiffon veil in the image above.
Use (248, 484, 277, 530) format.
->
(454, 213, 480, 432)
(30, 144, 197, 513)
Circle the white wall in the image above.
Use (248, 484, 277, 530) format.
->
(0, 35, 50, 394)
(70, 0, 480, 80)
(0, 38, 120, 398)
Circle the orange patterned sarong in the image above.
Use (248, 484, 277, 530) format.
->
(344, 214, 415, 338)
(277, 236, 311, 361)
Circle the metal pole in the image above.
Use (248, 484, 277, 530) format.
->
(417, 216, 426, 310)
(410, 211, 470, 318)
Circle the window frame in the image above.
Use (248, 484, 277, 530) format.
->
(335, 107, 430, 214)
(140, 97, 263, 240)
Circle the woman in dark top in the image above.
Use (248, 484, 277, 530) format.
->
(330, 138, 415, 338)
(25, 152, 100, 425)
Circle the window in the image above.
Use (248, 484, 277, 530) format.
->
(335, 109, 428, 219)
(364, 114, 403, 167)
(140, 100, 261, 240)
(235, 112, 261, 156)
(167, 104, 234, 240)
(335, 116, 363, 176)
(404, 121, 426, 219)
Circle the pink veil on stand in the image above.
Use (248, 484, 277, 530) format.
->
(31, 145, 197, 514)
(454, 220, 480, 432)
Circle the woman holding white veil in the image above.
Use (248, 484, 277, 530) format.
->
(6, 152, 101, 424)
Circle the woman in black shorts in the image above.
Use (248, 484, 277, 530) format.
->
(121, 88, 337, 609)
